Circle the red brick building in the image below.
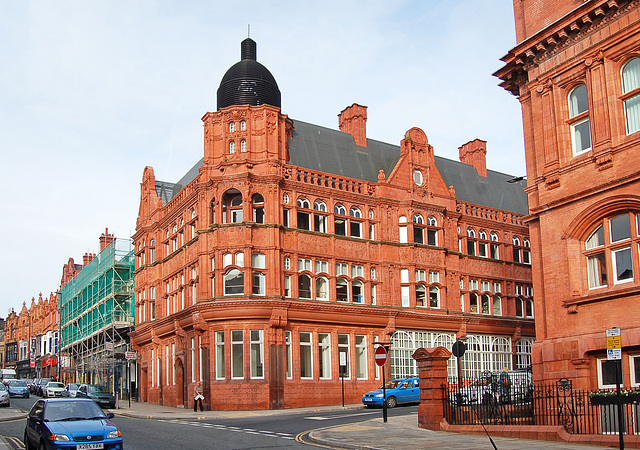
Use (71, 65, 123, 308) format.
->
(5, 293, 59, 379)
(496, 0, 640, 389)
(130, 38, 535, 410)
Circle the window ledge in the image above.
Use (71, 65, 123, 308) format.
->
(564, 284, 640, 308)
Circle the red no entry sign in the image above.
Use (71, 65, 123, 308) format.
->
(375, 346, 387, 366)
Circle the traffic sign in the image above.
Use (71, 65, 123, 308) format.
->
(606, 328, 621, 337)
(608, 348, 622, 360)
(452, 340, 466, 357)
(607, 336, 621, 349)
(375, 346, 387, 367)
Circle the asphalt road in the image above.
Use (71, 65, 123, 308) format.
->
(0, 396, 418, 449)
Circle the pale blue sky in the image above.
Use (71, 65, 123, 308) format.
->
(0, 0, 525, 315)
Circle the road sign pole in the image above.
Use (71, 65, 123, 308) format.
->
(382, 366, 387, 423)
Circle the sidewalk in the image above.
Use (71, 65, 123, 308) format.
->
(113, 400, 617, 449)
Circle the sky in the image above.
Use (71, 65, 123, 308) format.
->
(0, 0, 526, 317)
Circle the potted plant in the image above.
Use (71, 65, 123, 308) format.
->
(589, 389, 640, 405)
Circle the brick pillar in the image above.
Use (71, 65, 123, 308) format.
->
(412, 346, 452, 430)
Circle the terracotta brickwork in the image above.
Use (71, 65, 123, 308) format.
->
(130, 98, 535, 410)
(5, 293, 59, 378)
(131, 37, 534, 410)
(496, 0, 640, 389)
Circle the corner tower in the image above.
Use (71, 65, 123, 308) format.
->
(203, 38, 292, 170)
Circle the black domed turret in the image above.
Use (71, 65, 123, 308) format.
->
(217, 38, 281, 110)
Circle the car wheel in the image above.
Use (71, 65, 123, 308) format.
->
(39, 441, 47, 450)
(386, 396, 398, 408)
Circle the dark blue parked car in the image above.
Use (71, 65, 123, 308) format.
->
(362, 377, 420, 408)
(7, 379, 29, 398)
(24, 398, 123, 450)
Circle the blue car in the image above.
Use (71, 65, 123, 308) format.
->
(24, 398, 123, 450)
(362, 377, 420, 408)
(7, 379, 29, 398)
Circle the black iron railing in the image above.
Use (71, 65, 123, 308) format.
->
(443, 377, 640, 435)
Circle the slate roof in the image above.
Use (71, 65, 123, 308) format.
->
(156, 119, 528, 215)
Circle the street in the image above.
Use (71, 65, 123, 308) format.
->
(0, 397, 418, 449)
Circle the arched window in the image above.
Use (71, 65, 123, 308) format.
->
(297, 197, 311, 230)
(523, 239, 531, 264)
(622, 58, 640, 134)
(240, 140, 247, 152)
(229, 122, 235, 132)
(413, 214, 423, 224)
(399, 216, 408, 244)
(429, 286, 440, 308)
(252, 193, 264, 223)
(568, 84, 591, 155)
(585, 212, 638, 288)
(478, 230, 488, 258)
(313, 200, 327, 233)
(413, 214, 425, 244)
(415, 284, 426, 307)
(352, 280, 364, 303)
(224, 269, 243, 295)
(350, 207, 362, 238)
(334, 204, 347, 236)
(222, 190, 243, 223)
(229, 141, 236, 154)
(467, 228, 476, 256)
(316, 277, 328, 300)
(336, 278, 348, 302)
(469, 292, 479, 313)
(489, 232, 499, 259)
(492, 295, 502, 315)
(240, 120, 246, 131)
(298, 274, 312, 299)
(512, 237, 522, 263)
(426, 216, 437, 246)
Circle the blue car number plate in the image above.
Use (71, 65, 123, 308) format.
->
(76, 444, 104, 450)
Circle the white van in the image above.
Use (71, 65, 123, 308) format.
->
(0, 369, 17, 384)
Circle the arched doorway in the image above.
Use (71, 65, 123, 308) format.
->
(175, 357, 186, 408)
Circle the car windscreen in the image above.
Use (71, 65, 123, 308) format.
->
(44, 401, 106, 422)
(88, 385, 108, 393)
(48, 383, 65, 388)
(382, 380, 403, 389)
(9, 380, 26, 387)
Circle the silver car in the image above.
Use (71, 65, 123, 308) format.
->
(0, 383, 11, 407)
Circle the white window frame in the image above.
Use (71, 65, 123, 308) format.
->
(250, 330, 264, 379)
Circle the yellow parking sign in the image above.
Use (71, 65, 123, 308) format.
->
(606, 336, 621, 349)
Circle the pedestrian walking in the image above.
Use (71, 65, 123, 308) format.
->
(499, 367, 511, 403)
(194, 382, 204, 412)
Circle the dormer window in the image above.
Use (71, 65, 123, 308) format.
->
(413, 170, 423, 186)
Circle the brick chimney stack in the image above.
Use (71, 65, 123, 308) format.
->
(338, 103, 367, 147)
(459, 139, 487, 177)
(99, 228, 115, 251)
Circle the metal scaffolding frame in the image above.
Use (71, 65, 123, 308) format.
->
(58, 238, 134, 394)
